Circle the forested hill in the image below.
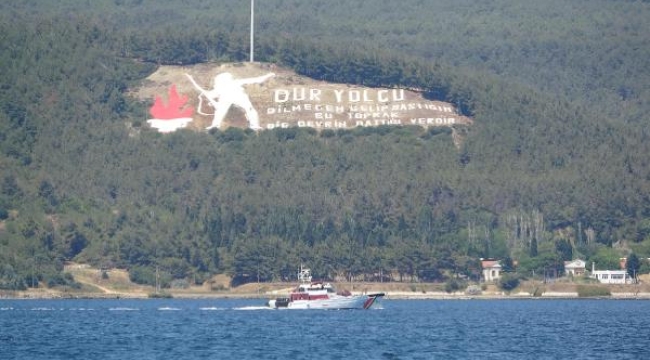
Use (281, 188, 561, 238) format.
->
(1, 0, 650, 290)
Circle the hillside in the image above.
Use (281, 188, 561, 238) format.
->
(1, 1, 650, 292)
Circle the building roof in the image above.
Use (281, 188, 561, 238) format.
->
(564, 259, 586, 269)
(592, 270, 627, 275)
(481, 260, 501, 269)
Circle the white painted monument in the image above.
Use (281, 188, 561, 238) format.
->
(138, 62, 472, 133)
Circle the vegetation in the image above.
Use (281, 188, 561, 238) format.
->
(498, 273, 520, 292)
(626, 253, 641, 282)
(1, 0, 650, 290)
(148, 292, 173, 299)
(444, 278, 467, 294)
(576, 285, 612, 298)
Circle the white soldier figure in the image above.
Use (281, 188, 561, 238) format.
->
(186, 71, 275, 130)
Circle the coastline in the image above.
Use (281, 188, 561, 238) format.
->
(5, 267, 649, 300)
(3, 288, 650, 300)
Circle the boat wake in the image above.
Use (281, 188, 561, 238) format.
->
(233, 306, 274, 311)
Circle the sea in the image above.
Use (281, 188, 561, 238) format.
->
(0, 298, 648, 360)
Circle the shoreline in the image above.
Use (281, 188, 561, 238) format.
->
(3, 290, 650, 301)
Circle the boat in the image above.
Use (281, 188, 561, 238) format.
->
(267, 267, 384, 310)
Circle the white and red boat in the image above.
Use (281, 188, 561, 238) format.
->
(267, 267, 384, 310)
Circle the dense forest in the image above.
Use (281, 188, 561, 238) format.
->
(1, 0, 650, 290)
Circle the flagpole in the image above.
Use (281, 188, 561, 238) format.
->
(250, 0, 255, 63)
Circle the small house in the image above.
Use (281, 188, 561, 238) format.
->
(564, 259, 586, 276)
(481, 259, 502, 282)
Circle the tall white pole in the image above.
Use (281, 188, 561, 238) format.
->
(250, 0, 255, 63)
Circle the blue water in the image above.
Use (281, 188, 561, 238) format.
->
(0, 298, 648, 359)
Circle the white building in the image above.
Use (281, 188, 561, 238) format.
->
(481, 259, 502, 282)
(564, 259, 586, 276)
(591, 270, 628, 284)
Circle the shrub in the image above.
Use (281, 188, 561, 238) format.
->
(0, 207, 8, 220)
(45, 272, 79, 289)
(444, 278, 467, 293)
(210, 283, 228, 291)
(170, 279, 189, 289)
(498, 273, 520, 291)
(192, 272, 208, 285)
(129, 266, 171, 288)
(577, 285, 611, 298)
(129, 266, 155, 286)
(0, 264, 27, 290)
(148, 292, 173, 298)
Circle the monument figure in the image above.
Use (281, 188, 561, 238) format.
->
(186, 72, 274, 130)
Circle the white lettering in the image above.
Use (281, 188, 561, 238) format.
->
(349, 90, 361, 102)
(355, 119, 402, 127)
(274, 88, 322, 102)
(298, 120, 347, 128)
(334, 89, 345, 103)
(266, 121, 290, 129)
(393, 89, 405, 101)
(293, 88, 306, 101)
(378, 90, 389, 102)
(310, 88, 322, 101)
(274, 89, 289, 103)
(315, 113, 333, 119)
(409, 118, 457, 125)
(277, 88, 406, 104)
(363, 89, 373, 102)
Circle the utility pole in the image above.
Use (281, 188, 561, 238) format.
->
(155, 266, 160, 294)
(250, 0, 255, 63)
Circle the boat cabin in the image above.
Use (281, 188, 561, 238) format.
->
(290, 267, 337, 301)
(291, 282, 335, 301)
